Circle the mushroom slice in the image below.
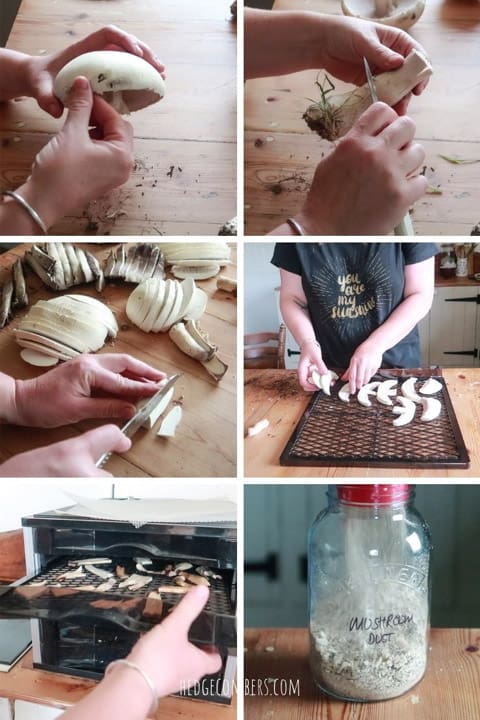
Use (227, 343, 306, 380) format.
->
(310, 369, 338, 395)
(419, 378, 443, 395)
(377, 379, 398, 406)
(392, 397, 416, 427)
(54, 51, 166, 114)
(247, 418, 269, 437)
(20, 348, 59, 367)
(420, 397, 442, 422)
(401, 377, 421, 403)
(157, 406, 182, 438)
(338, 383, 351, 403)
(357, 381, 380, 407)
(142, 386, 174, 430)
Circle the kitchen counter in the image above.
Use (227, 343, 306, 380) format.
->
(0, 650, 236, 720)
(244, 369, 480, 477)
(0, 243, 236, 477)
(245, 0, 480, 235)
(245, 627, 480, 720)
(0, 0, 236, 236)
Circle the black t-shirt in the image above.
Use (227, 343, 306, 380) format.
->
(271, 243, 438, 369)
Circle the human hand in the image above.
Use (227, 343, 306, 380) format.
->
(11, 354, 165, 428)
(127, 586, 222, 698)
(298, 339, 328, 392)
(317, 16, 429, 113)
(0, 425, 131, 478)
(19, 77, 134, 229)
(24, 26, 165, 118)
(342, 340, 384, 392)
(294, 102, 427, 235)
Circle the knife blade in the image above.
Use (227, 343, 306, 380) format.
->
(363, 56, 414, 236)
(96, 373, 182, 468)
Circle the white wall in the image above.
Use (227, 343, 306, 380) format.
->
(244, 242, 280, 334)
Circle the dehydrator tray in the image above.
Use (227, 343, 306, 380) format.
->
(280, 375, 469, 469)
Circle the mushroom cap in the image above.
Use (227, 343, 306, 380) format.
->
(341, 0, 426, 30)
(53, 50, 166, 113)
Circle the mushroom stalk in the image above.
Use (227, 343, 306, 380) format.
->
(303, 50, 432, 141)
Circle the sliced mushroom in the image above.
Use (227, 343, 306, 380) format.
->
(310, 369, 338, 395)
(419, 378, 443, 395)
(401, 377, 421, 403)
(54, 51, 166, 114)
(247, 418, 269, 437)
(338, 383, 351, 402)
(357, 381, 380, 407)
(377, 379, 398, 406)
(157, 406, 182, 437)
(420, 397, 442, 422)
(392, 397, 416, 427)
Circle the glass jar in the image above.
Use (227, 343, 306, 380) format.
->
(308, 484, 431, 702)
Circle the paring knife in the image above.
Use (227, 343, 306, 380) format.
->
(363, 56, 414, 237)
(96, 373, 182, 468)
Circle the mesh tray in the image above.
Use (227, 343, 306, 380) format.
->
(280, 377, 469, 469)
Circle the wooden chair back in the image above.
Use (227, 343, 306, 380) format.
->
(244, 324, 286, 369)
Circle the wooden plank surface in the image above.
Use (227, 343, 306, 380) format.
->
(245, 627, 480, 719)
(0, 242, 237, 478)
(1, 0, 236, 235)
(0, 650, 236, 720)
(244, 369, 480, 477)
(245, 0, 480, 236)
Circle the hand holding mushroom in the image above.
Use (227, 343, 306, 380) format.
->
(18, 26, 165, 117)
(342, 340, 384, 393)
(299, 339, 329, 392)
(0, 425, 131, 478)
(1, 354, 165, 428)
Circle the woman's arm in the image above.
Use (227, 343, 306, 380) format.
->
(344, 256, 435, 390)
(279, 269, 328, 390)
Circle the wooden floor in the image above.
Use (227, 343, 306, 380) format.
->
(245, 0, 480, 235)
(0, 0, 237, 236)
(0, 242, 237, 477)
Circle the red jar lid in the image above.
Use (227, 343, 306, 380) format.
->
(337, 484, 411, 505)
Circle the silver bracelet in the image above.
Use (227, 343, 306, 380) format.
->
(2, 190, 48, 235)
(105, 659, 159, 715)
(286, 217, 306, 236)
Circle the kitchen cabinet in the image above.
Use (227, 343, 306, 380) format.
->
(245, 485, 480, 628)
(420, 286, 480, 367)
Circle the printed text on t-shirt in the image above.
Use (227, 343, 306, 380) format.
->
(331, 273, 376, 320)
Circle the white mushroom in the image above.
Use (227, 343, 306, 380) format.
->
(357, 381, 380, 407)
(376, 379, 398, 406)
(157, 406, 183, 438)
(419, 378, 443, 395)
(53, 51, 166, 114)
(392, 397, 416, 427)
(401, 377, 421, 403)
(420, 397, 442, 422)
(338, 383, 351, 403)
(303, 50, 432, 141)
(310, 369, 339, 395)
(342, 0, 426, 31)
(247, 419, 269, 437)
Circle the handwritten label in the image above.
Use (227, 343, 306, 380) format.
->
(349, 614, 414, 645)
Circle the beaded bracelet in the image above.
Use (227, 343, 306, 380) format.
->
(2, 190, 48, 235)
(105, 659, 159, 715)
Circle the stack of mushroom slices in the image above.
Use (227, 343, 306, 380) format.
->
(15, 294, 118, 367)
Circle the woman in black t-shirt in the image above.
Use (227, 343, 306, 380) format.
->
(271, 243, 438, 392)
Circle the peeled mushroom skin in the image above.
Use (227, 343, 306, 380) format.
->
(53, 51, 166, 114)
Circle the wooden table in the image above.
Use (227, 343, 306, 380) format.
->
(0, 650, 236, 720)
(0, 243, 237, 477)
(1, 0, 236, 235)
(245, 627, 480, 719)
(244, 368, 480, 477)
(245, 0, 480, 235)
